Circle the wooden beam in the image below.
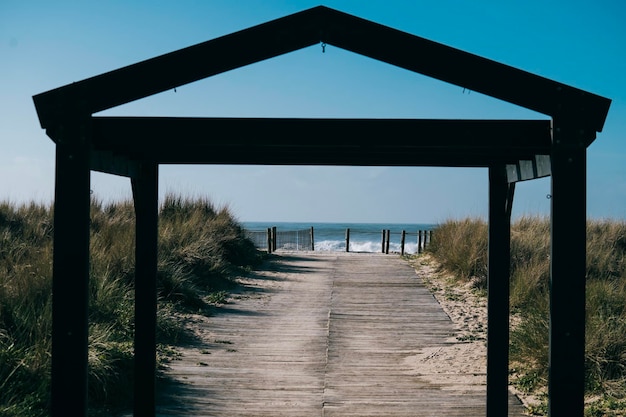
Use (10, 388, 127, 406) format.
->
(32, 6, 610, 135)
(487, 165, 511, 416)
(91, 117, 552, 148)
(32, 7, 322, 128)
(90, 150, 140, 178)
(319, 7, 611, 133)
(548, 123, 587, 416)
(131, 162, 159, 417)
(51, 141, 91, 417)
(90, 117, 552, 167)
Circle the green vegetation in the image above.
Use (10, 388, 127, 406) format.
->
(0, 195, 262, 416)
(427, 217, 626, 415)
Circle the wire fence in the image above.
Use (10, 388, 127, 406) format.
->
(245, 227, 313, 251)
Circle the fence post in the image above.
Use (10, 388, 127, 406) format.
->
(385, 229, 390, 254)
(272, 226, 277, 252)
(310, 226, 315, 251)
(400, 230, 406, 256)
(345, 228, 350, 252)
(381, 230, 386, 253)
(418, 230, 423, 254)
(267, 228, 272, 254)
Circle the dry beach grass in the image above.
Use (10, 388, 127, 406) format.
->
(0, 196, 262, 416)
(426, 217, 626, 416)
(2, 199, 626, 416)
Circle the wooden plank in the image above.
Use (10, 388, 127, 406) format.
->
(505, 155, 551, 183)
(151, 253, 527, 416)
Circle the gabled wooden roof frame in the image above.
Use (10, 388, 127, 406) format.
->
(32, 5, 611, 417)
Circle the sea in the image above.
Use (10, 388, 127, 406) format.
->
(242, 222, 436, 254)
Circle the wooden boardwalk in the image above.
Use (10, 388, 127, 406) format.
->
(155, 252, 526, 416)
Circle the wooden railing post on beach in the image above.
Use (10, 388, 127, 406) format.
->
(418, 230, 423, 254)
(271, 226, 277, 252)
(400, 230, 406, 256)
(266, 228, 272, 254)
(345, 228, 350, 252)
(310, 226, 315, 251)
(385, 229, 391, 255)
(381, 230, 385, 253)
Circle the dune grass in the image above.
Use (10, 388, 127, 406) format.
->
(0, 195, 262, 416)
(427, 216, 626, 415)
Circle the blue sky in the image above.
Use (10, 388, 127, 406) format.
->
(1, 1, 625, 223)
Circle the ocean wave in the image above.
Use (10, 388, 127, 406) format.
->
(314, 240, 419, 254)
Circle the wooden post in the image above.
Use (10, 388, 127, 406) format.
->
(400, 230, 406, 256)
(385, 229, 391, 254)
(487, 165, 511, 417)
(345, 228, 350, 252)
(131, 161, 159, 417)
(418, 230, 423, 254)
(272, 226, 277, 252)
(51, 139, 91, 417)
(381, 229, 386, 253)
(310, 226, 315, 251)
(549, 122, 587, 417)
(267, 228, 272, 254)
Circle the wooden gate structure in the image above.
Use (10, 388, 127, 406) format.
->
(33, 6, 611, 417)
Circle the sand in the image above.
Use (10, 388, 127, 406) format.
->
(407, 254, 538, 411)
(403, 255, 488, 388)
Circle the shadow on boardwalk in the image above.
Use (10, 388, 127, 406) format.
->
(153, 252, 526, 416)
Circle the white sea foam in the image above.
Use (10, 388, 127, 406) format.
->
(315, 240, 419, 254)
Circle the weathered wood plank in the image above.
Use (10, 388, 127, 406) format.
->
(152, 253, 526, 416)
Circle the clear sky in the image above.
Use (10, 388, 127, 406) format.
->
(1, 1, 625, 223)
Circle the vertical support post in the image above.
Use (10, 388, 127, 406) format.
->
(310, 226, 315, 251)
(418, 230, 423, 254)
(131, 161, 159, 417)
(385, 229, 390, 254)
(51, 138, 91, 416)
(400, 230, 406, 256)
(345, 228, 350, 252)
(487, 165, 511, 417)
(549, 123, 587, 417)
(267, 228, 272, 254)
